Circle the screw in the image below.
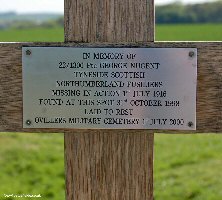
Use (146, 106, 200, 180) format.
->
(189, 51, 195, 58)
(26, 120, 32, 126)
(26, 49, 32, 56)
(188, 121, 194, 128)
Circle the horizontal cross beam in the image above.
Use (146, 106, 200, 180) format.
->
(0, 42, 222, 133)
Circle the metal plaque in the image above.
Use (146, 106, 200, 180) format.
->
(22, 47, 197, 130)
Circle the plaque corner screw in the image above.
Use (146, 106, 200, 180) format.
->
(26, 120, 32, 126)
(26, 49, 32, 56)
(188, 121, 194, 128)
(189, 51, 195, 58)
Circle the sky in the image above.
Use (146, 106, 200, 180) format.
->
(0, 0, 218, 14)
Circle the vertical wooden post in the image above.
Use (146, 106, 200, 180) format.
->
(64, 0, 155, 200)
(64, 0, 154, 43)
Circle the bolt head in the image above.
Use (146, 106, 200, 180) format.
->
(189, 51, 195, 58)
(188, 121, 194, 128)
(26, 120, 32, 126)
(26, 50, 32, 56)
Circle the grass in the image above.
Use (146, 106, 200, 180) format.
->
(0, 27, 64, 42)
(156, 23, 222, 41)
(155, 134, 222, 200)
(0, 23, 222, 200)
(0, 133, 65, 200)
(0, 23, 222, 42)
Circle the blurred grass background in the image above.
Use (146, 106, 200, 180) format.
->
(156, 23, 222, 41)
(0, 27, 64, 42)
(0, 24, 222, 42)
(0, 133, 65, 200)
(0, 22, 222, 200)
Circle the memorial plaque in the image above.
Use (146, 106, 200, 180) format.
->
(22, 47, 197, 130)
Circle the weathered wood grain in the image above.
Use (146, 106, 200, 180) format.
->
(0, 42, 222, 133)
(65, 130, 153, 200)
(64, 0, 155, 42)
(64, 0, 154, 199)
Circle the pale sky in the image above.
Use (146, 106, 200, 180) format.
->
(0, 0, 218, 14)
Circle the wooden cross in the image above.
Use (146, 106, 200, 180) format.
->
(0, 0, 222, 200)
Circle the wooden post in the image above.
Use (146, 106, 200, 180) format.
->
(65, 131, 154, 200)
(64, 0, 154, 199)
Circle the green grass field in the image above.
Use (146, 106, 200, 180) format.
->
(0, 24, 222, 200)
(156, 23, 222, 41)
(0, 23, 222, 42)
(0, 27, 64, 42)
(155, 134, 222, 200)
(0, 133, 65, 200)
